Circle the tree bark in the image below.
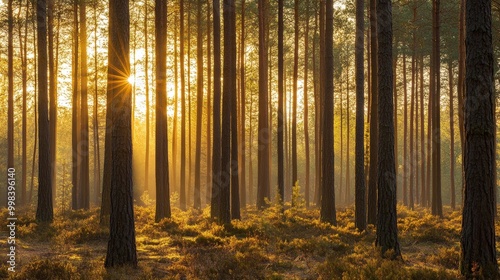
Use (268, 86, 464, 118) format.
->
(172, 14, 179, 196)
(257, 0, 270, 209)
(346, 59, 351, 204)
(93, 1, 101, 205)
(460, 0, 497, 276)
(431, 0, 442, 217)
(375, 0, 400, 258)
(239, 0, 246, 207)
(206, 0, 212, 206)
(220, 0, 236, 223)
(292, 0, 299, 192)
(155, 0, 171, 222)
(277, 0, 284, 204)
(355, 0, 366, 231)
(30, 14, 38, 205)
(48, 0, 57, 202)
(7, 0, 15, 208)
(228, 0, 240, 220)
(72, 0, 79, 211)
(303, 1, 311, 207)
(180, 0, 187, 210)
(104, 0, 137, 267)
(403, 53, 408, 206)
(426, 54, 432, 208)
(410, 24, 416, 209)
(457, 0, 465, 159)
(320, 0, 336, 225)
(392, 46, 397, 200)
(36, 0, 54, 222)
(419, 54, 425, 206)
(144, 1, 150, 195)
(20, 0, 29, 205)
(194, 0, 204, 210)
(448, 62, 456, 210)
(315, 1, 325, 207)
(367, 0, 378, 225)
(211, 0, 222, 220)
(80, 0, 90, 209)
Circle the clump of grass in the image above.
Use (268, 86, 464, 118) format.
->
(407, 267, 458, 280)
(316, 254, 353, 279)
(399, 212, 457, 244)
(195, 233, 224, 246)
(426, 246, 460, 269)
(13, 258, 79, 280)
(54, 211, 108, 244)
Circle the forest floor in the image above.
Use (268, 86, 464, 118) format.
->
(0, 196, 483, 280)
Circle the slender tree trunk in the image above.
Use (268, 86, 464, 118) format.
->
(7, 0, 15, 208)
(316, 0, 325, 207)
(144, 2, 150, 195)
(220, 0, 235, 223)
(415, 56, 420, 205)
(285, 64, 290, 201)
(277, 0, 285, 203)
(346, 60, 351, 204)
(458, 0, 465, 207)
(367, 0, 378, 225)
(460, 0, 497, 276)
(457, 0, 465, 159)
(403, 53, 408, 206)
(30, 16, 38, 205)
(206, 0, 212, 206)
(291, 0, 299, 192)
(36, 0, 54, 222)
(239, 0, 246, 207)
(420, 54, 425, 206)
(431, 0, 442, 217)
(340, 76, 344, 205)
(211, 0, 222, 220)
(426, 56, 432, 208)
(187, 7, 192, 207)
(410, 27, 416, 210)
(180, 0, 187, 210)
(355, 0, 366, 231)
(80, 0, 90, 209)
(229, 0, 240, 219)
(20, 0, 29, 205)
(93, 1, 101, 205)
(194, 0, 204, 210)
(257, 0, 270, 209)
(365, 18, 371, 189)
(313, 7, 320, 207)
(448, 62, 456, 210)
(303, 1, 311, 207)
(72, 0, 79, 210)
(155, 0, 171, 222)
(172, 14, 179, 196)
(248, 97, 254, 204)
(48, 0, 57, 202)
(375, 0, 400, 258)
(393, 47, 397, 198)
(320, 0, 336, 225)
(104, 0, 137, 267)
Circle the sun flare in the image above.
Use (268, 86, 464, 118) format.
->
(128, 74, 136, 85)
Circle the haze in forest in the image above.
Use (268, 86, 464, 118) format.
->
(0, 0, 499, 278)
